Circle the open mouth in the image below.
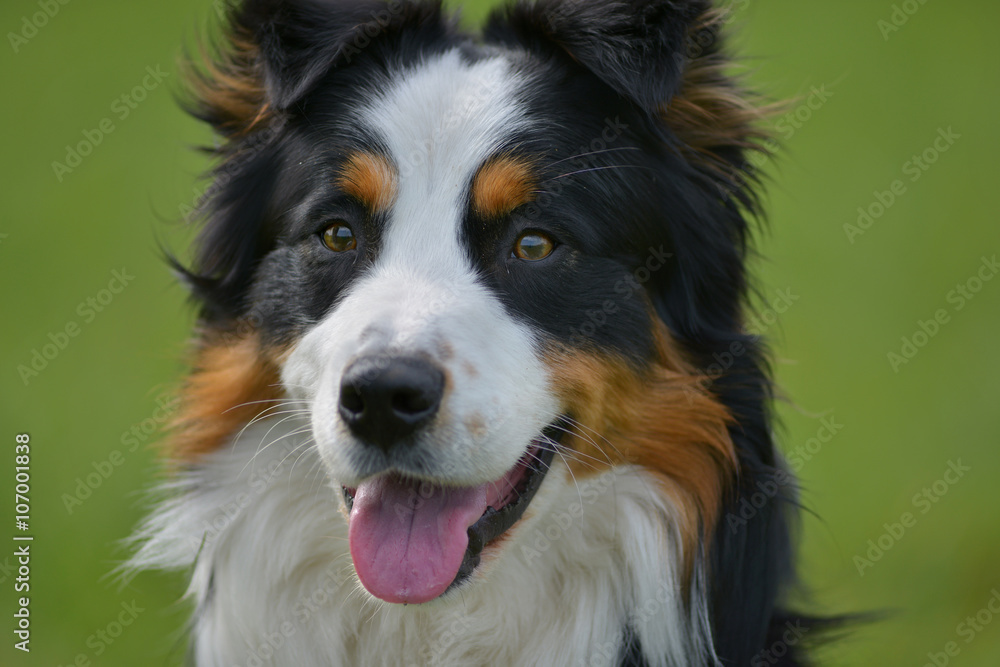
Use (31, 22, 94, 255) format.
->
(341, 422, 562, 604)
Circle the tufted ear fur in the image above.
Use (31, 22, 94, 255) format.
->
(177, 1, 453, 319)
(485, 0, 708, 112)
(187, 0, 451, 137)
(486, 0, 770, 211)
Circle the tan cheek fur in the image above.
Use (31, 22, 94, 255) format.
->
(544, 323, 737, 561)
(164, 332, 285, 461)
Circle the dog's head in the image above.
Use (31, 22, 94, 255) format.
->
(173, 0, 770, 607)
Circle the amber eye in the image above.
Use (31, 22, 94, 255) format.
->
(321, 222, 357, 252)
(513, 231, 556, 261)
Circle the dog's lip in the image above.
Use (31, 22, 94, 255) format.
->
(448, 426, 559, 592)
(340, 419, 564, 592)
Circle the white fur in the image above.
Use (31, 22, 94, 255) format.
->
(132, 51, 718, 666)
(283, 50, 558, 488)
(130, 416, 717, 666)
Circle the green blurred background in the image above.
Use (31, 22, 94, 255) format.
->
(1, 0, 997, 664)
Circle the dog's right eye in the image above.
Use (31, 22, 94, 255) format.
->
(321, 222, 357, 252)
(513, 231, 556, 262)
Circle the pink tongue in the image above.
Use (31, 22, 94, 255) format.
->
(348, 474, 491, 604)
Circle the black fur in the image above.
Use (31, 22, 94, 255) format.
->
(485, 0, 707, 112)
(178, 1, 822, 664)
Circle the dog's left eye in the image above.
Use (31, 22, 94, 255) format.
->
(321, 222, 357, 252)
(513, 231, 556, 261)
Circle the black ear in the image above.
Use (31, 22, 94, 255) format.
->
(179, 0, 453, 320)
(190, 0, 449, 135)
(485, 0, 707, 112)
(241, 0, 449, 109)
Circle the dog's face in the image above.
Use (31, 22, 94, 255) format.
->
(281, 53, 563, 487)
(277, 48, 670, 604)
(182, 0, 756, 607)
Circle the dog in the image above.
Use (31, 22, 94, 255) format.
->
(131, 0, 819, 664)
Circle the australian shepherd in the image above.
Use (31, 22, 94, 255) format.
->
(131, 0, 819, 664)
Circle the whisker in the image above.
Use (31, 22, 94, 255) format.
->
(562, 416, 631, 465)
(541, 164, 654, 183)
(548, 442, 585, 508)
(288, 439, 319, 478)
(222, 397, 310, 414)
(272, 437, 312, 475)
(240, 415, 312, 476)
(544, 146, 642, 168)
(228, 399, 311, 453)
(547, 422, 616, 468)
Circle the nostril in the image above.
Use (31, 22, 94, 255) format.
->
(338, 355, 445, 452)
(391, 387, 434, 418)
(339, 385, 365, 417)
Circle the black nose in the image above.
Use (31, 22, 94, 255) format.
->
(338, 355, 445, 452)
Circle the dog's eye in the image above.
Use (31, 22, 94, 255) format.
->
(513, 231, 556, 261)
(321, 222, 357, 252)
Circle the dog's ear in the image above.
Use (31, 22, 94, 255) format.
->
(485, 0, 707, 112)
(180, 1, 452, 320)
(189, 0, 450, 136)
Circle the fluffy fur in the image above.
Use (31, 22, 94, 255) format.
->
(131, 1, 821, 665)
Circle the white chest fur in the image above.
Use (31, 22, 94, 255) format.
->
(130, 417, 715, 667)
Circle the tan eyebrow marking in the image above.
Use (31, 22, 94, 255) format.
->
(471, 155, 538, 218)
(336, 152, 398, 213)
